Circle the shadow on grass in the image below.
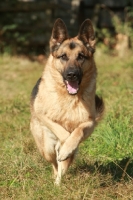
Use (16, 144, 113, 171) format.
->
(71, 158, 133, 182)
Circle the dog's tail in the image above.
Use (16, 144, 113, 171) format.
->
(95, 94, 104, 123)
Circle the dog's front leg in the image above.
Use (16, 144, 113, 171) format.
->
(58, 120, 95, 161)
(36, 114, 70, 143)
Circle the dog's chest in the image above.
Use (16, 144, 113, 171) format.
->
(59, 109, 88, 132)
(45, 97, 90, 132)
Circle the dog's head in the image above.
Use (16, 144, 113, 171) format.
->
(50, 18, 96, 95)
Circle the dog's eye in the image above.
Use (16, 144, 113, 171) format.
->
(77, 54, 85, 61)
(60, 54, 68, 61)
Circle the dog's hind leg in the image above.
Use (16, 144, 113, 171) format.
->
(55, 156, 75, 185)
(55, 143, 75, 185)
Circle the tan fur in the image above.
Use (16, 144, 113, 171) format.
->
(30, 18, 104, 185)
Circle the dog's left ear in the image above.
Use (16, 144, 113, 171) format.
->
(78, 19, 95, 53)
(50, 18, 69, 52)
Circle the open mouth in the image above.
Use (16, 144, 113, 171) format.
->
(65, 80, 79, 95)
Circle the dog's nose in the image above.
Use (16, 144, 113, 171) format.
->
(66, 71, 77, 80)
(63, 67, 83, 83)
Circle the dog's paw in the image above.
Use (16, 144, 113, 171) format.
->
(58, 142, 76, 161)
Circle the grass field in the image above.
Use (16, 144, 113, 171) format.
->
(0, 49, 133, 200)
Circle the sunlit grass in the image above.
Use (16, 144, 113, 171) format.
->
(0, 51, 133, 199)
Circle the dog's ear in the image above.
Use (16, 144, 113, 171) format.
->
(78, 19, 95, 53)
(50, 18, 69, 52)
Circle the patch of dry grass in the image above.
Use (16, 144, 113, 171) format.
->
(0, 52, 133, 199)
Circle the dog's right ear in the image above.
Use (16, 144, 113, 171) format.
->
(78, 19, 95, 54)
(50, 18, 69, 52)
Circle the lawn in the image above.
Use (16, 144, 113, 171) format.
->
(0, 50, 133, 200)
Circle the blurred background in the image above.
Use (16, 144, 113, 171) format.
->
(0, 0, 133, 57)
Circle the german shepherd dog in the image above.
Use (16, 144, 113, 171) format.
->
(30, 18, 104, 185)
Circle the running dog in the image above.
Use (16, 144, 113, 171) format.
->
(30, 18, 104, 185)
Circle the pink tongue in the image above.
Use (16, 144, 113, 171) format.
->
(66, 81, 79, 94)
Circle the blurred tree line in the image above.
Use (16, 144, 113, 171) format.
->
(0, 0, 133, 56)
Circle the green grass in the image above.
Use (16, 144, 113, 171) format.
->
(81, 49, 133, 164)
(0, 51, 133, 200)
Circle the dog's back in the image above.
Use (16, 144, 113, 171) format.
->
(30, 78, 41, 109)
